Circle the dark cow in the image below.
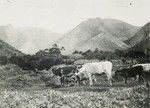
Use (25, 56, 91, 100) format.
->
(115, 66, 144, 84)
(133, 63, 150, 87)
(50, 65, 77, 86)
(143, 72, 150, 87)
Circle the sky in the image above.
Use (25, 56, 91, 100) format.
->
(0, 0, 150, 33)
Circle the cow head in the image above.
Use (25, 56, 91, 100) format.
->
(114, 69, 124, 81)
(75, 72, 88, 85)
(76, 65, 82, 69)
(74, 65, 82, 75)
(75, 66, 88, 85)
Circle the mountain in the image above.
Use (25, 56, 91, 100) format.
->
(56, 18, 139, 54)
(0, 25, 62, 54)
(126, 22, 150, 52)
(99, 19, 140, 41)
(0, 39, 23, 57)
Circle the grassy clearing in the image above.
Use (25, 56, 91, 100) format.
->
(0, 85, 150, 108)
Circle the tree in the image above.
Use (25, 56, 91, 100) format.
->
(144, 38, 150, 63)
(73, 50, 79, 54)
(49, 44, 62, 56)
(61, 46, 65, 51)
(114, 49, 124, 57)
(94, 48, 99, 59)
(82, 49, 94, 59)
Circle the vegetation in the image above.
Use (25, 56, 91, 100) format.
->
(74, 48, 149, 64)
(0, 85, 149, 108)
(0, 56, 8, 65)
(0, 41, 149, 71)
(0, 63, 61, 90)
(75, 48, 127, 60)
(0, 44, 149, 108)
(7, 44, 64, 70)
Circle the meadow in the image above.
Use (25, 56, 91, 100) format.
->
(0, 84, 150, 108)
(0, 64, 150, 108)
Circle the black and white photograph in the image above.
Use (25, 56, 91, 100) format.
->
(0, 0, 150, 107)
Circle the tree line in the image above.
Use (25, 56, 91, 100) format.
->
(0, 45, 149, 70)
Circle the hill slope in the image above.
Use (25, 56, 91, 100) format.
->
(0, 25, 62, 54)
(126, 22, 150, 52)
(0, 39, 23, 57)
(56, 18, 139, 54)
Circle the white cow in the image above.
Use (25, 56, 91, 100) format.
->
(75, 61, 113, 86)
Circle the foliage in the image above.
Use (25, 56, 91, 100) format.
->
(0, 64, 61, 89)
(8, 44, 64, 70)
(81, 48, 123, 60)
(124, 50, 146, 58)
(0, 56, 8, 65)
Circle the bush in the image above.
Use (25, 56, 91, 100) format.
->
(0, 64, 62, 89)
(8, 45, 64, 71)
(0, 56, 8, 65)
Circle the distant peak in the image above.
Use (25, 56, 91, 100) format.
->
(83, 17, 102, 24)
(1, 24, 14, 30)
(144, 22, 150, 27)
(141, 22, 150, 32)
(87, 17, 101, 21)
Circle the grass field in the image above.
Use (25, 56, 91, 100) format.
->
(0, 64, 150, 108)
(0, 84, 150, 108)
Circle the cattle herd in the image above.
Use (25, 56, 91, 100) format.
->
(49, 61, 150, 87)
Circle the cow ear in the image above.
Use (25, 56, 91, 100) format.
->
(75, 69, 79, 75)
(77, 65, 82, 69)
(76, 65, 80, 69)
(76, 69, 79, 73)
(75, 71, 78, 75)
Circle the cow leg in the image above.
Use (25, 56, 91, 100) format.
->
(106, 74, 112, 86)
(89, 75, 93, 86)
(108, 76, 112, 86)
(138, 76, 141, 84)
(75, 75, 80, 86)
(76, 81, 79, 86)
(109, 79, 112, 86)
(139, 75, 144, 84)
(92, 75, 97, 83)
(142, 73, 149, 87)
(60, 77, 63, 86)
(124, 77, 128, 85)
(146, 81, 150, 87)
(61, 76, 65, 86)
(144, 74, 150, 87)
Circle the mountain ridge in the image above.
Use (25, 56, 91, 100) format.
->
(127, 22, 150, 52)
(0, 39, 24, 57)
(0, 25, 62, 54)
(56, 18, 140, 54)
